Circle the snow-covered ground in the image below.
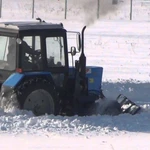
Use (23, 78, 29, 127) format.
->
(0, 0, 150, 150)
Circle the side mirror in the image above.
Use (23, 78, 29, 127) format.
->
(70, 46, 77, 56)
(76, 33, 81, 52)
(16, 38, 22, 44)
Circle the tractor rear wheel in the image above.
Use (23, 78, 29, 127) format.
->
(12, 78, 60, 116)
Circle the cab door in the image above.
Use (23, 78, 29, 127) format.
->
(43, 29, 69, 88)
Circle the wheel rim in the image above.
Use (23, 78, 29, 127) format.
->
(23, 89, 54, 116)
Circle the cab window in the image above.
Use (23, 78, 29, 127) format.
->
(46, 37, 65, 67)
(21, 36, 42, 71)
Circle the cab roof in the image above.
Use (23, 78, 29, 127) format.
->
(0, 20, 64, 33)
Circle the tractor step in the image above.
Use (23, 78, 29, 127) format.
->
(116, 94, 141, 115)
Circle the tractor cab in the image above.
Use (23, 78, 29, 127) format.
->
(0, 20, 83, 86)
(0, 20, 69, 85)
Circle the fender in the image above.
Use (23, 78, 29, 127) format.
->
(2, 72, 53, 88)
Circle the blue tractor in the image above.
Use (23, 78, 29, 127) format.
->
(0, 18, 140, 116)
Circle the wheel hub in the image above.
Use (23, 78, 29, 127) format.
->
(23, 89, 54, 116)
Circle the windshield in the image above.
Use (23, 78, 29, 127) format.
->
(0, 36, 16, 71)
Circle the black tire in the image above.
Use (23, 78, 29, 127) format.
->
(11, 78, 60, 116)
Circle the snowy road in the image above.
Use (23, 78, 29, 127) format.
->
(1, 133, 150, 150)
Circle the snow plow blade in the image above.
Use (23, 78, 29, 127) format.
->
(116, 94, 141, 115)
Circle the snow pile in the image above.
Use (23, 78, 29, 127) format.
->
(0, 107, 150, 137)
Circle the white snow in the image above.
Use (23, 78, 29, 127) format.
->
(0, 0, 150, 149)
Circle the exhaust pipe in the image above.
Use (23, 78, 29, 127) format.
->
(81, 26, 86, 55)
(79, 26, 86, 78)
